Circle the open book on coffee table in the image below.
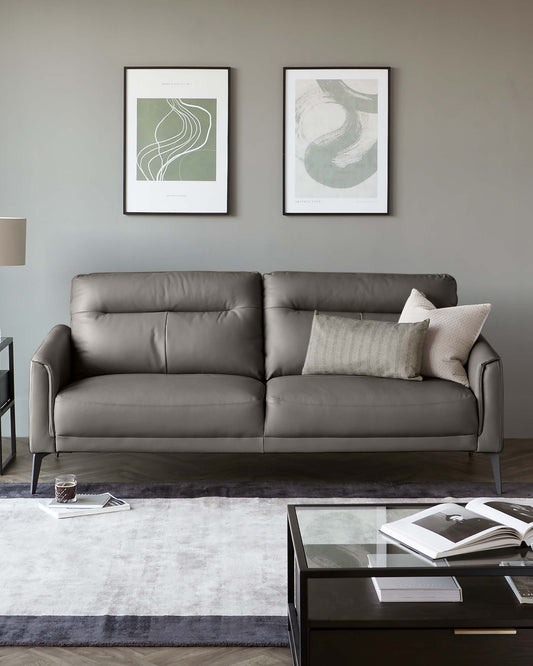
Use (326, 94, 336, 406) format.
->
(380, 499, 533, 559)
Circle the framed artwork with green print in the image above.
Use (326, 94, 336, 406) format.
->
(124, 67, 229, 214)
(283, 67, 390, 215)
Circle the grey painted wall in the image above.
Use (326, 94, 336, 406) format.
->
(0, 0, 531, 437)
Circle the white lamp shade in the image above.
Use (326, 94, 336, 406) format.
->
(0, 217, 26, 265)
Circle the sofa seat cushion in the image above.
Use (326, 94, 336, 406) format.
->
(55, 374, 265, 438)
(265, 375, 477, 438)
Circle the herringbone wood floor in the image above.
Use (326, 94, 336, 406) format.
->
(0, 438, 531, 665)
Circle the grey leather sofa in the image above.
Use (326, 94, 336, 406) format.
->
(29, 271, 503, 493)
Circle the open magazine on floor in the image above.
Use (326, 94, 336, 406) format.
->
(380, 499, 533, 559)
(38, 494, 130, 519)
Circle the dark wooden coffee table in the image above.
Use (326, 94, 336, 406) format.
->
(288, 503, 533, 666)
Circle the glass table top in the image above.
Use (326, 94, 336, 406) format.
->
(294, 504, 533, 572)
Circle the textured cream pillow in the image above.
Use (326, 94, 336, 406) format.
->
(398, 289, 491, 386)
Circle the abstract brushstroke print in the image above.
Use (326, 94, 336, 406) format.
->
(295, 80, 378, 194)
(137, 98, 216, 181)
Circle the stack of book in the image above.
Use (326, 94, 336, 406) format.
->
(38, 493, 130, 519)
(501, 561, 533, 604)
(375, 498, 533, 603)
(371, 575, 462, 602)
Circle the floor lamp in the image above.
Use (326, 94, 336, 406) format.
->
(0, 217, 26, 473)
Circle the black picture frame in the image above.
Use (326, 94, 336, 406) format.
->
(124, 66, 230, 215)
(283, 67, 390, 215)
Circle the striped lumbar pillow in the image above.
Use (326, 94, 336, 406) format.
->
(302, 312, 429, 380)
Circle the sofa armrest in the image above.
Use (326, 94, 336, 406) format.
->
(467, 335, 504, 453)
(29, 325, 72, 453)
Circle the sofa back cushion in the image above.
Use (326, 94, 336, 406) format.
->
(70, 271, 264, 379)
(263, 272, 457, 379)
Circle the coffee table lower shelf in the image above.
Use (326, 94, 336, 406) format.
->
(288, 576, 533, 666)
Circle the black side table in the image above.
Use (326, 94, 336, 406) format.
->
(0, 337, 16, 473)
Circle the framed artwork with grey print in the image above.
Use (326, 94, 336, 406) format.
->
(124, 67, 229, 214)
(283, 67, 390, 215)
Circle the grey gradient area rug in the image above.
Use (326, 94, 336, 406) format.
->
(0, 480, 528, 648)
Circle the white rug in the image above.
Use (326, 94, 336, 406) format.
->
(0, 494, 502, 646)
(1, 496, 371, 616)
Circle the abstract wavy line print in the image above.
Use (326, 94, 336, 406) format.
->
(137, 98, 216, 181)
(295, 80, 378, 196)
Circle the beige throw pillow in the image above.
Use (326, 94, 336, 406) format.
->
(398, 289, 491, 387)
(302, 312, 429, 380)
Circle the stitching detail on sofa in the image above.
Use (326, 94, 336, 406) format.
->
(57, 435, 264, 440)
(71, 306, 262, 315)
(265, 397, 475, 408)
(163, 311, 168, 374)
(477, 361, 487, 436)
(497, 359, 504, 450)
(478, 358, 504, 447)
(32, 360, 56, 438)
(264, 435, 476, 440)
(56, 399, 264, 408)
(263, 306, 392, 313)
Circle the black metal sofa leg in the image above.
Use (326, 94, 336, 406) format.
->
(489, 453, 502, 496)
(31, 453, 50, 494)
